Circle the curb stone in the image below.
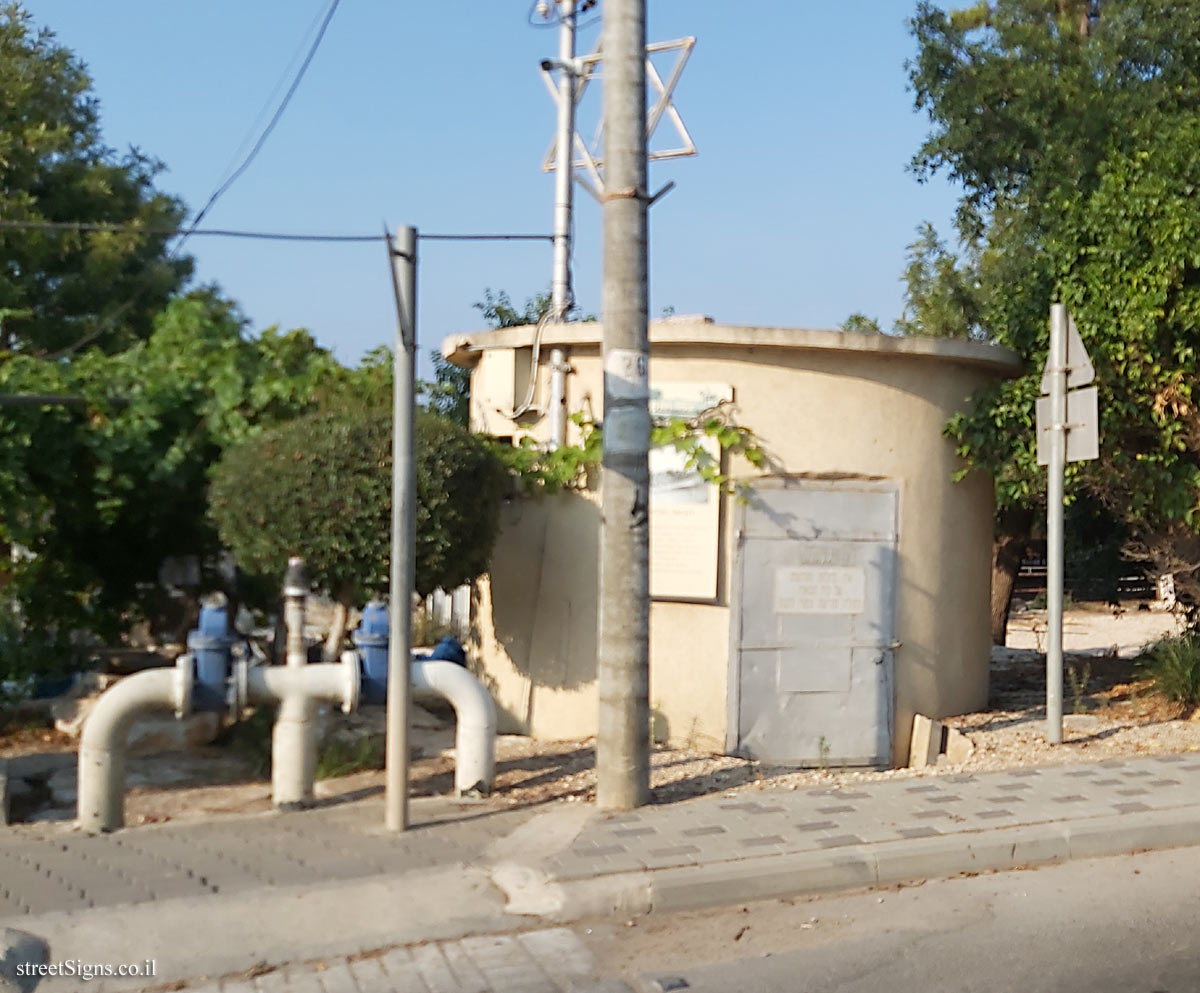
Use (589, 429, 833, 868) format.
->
(532, 804, 1200, 919)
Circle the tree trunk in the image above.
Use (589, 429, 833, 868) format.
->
(323, 601, 350, 664)
(991, 532, 1027, 646)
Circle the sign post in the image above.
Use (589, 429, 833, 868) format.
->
(1036, 304, 1098, 745)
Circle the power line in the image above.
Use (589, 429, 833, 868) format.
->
(419, 233, 555, 242)
(0, 219, 555, 244)
(179, 0, 344, 248)
(0, 220, 380, 243)
(210, 0, 336, 197)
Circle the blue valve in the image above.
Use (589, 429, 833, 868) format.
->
(353, 602, 390, 706)
(186, 604, 235, 711)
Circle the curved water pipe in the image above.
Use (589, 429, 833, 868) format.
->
(356, 602, 497, 796)
(412, 657, 497, 796)
(77, 657, 194, 833)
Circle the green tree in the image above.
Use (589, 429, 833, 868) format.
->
(419, 352, 470, 426)
(0, 293, 347, 645)
(208, 405, 508, 657)
(0, 4, 190, 356)
(474, 288, 551, 329)
(893, 224, 982, 339)
(839, 313, 883, 335)
(908, 0, 1200, 635)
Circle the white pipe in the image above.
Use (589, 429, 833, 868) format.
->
(78, 663, 191, 833)
(248, 662, 358, 808)
(548, 347, 569, 449)
(411, 659, 496, 796)
(275, 557, 318, 808)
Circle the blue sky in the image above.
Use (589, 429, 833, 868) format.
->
(26, 1, 960, 370)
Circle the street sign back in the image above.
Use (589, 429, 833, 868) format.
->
(1040, 314, 1094, 393)
(1036, 386, 1100, 465)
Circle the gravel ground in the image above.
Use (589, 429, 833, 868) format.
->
(400, 602, 1195, 805)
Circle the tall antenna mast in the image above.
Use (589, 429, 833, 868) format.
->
(543, 1, 580, 321)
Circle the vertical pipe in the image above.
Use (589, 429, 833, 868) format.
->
(385, 225, 418, 831)
(548, 347, 569, 449)
(283, 557, 308, 670)
(274, 557, 315, 807)
(1046, 303, 1068, 744)
(551, 0, 578, 321)
(597, 0, 651, 810)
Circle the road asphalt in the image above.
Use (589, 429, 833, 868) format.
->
(3, 751, 1200, 992)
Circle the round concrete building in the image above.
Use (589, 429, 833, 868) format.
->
(443, 318, 1021, 767)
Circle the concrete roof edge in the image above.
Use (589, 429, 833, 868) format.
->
(441, 321, 1025, 377)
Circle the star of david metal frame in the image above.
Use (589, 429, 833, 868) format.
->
(540, 36, 697, 201)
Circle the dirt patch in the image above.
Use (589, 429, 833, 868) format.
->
(0, 722, 74, 758)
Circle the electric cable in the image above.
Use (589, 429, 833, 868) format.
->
(0, 220, 555, 244)
(208, 0, 335, 199)
(178, 0, 344, 248)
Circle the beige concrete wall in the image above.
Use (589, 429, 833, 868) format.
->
(451, 322, 1019, 765)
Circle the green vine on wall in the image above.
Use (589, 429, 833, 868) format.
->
(494, 402, 769, 496)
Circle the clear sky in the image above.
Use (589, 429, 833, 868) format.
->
(24, 1, 960, 370)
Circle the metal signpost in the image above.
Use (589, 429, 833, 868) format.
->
(384, 225, 417, 831)
(1036, 303, 1099, 744)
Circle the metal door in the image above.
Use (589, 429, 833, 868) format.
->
(729, 478, 898, 766)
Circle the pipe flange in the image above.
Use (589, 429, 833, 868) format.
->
(173, 654, 194, 719)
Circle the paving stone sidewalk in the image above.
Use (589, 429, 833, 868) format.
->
(3, 754, 1200, 920)
(0, 797, 534, 917)
(184, 928, 630, 993)
(6, 754, 1200, 992)
(535, 753, 1200, 885)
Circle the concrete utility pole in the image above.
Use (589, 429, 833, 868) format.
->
(385, 225, 418, 831)
(550, 0, 578, 321)
(596, 0, 651, 810)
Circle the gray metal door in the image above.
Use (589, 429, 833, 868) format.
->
(729, 478, 898, 766)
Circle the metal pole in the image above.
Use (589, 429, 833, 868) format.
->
(1046, 303, 1068, 744)
(596, 0, 650, 810)
(551, 0, 578, 321)
(385, 225, 417, 830)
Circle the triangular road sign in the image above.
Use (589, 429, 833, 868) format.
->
(1040, 313, 1094, 393)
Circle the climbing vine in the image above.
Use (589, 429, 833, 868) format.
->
(494, 402, 769, 496)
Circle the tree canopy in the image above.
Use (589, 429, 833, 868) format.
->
(0, 293, 349, 639)
(907, 0, 1200, 604)
(208, 405, 508, 605)
(0, 3, 190, 356)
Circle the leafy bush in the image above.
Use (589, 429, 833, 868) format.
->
(208, 405, 507, 604)
(1138, 633, 1200, 709)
